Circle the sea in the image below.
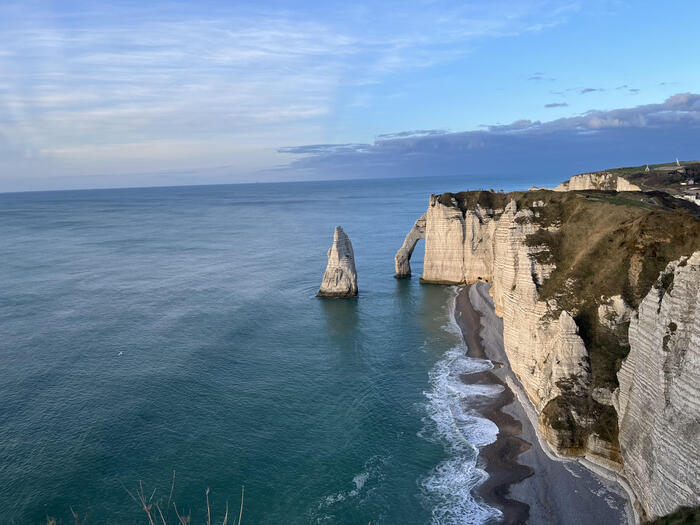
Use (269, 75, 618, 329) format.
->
(0, 175, 539, 524)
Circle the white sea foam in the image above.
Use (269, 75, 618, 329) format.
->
(421, 288, 503, 524)
(318, 455, 385, 508)
(441, 286, 466, 338)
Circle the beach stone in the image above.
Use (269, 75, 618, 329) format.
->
(317, 226, 358, 298)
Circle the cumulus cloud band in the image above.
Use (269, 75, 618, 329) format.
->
(277, 94, 700, 184)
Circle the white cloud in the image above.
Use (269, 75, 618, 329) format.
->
(0, 0, 580, 185)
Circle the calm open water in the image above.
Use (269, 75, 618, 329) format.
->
(1, 175, 529, 524)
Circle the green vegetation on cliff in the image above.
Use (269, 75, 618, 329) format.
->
(521, 189, 699, 454)
(601, 161, 700, 196)
(518, 189, 699, 389)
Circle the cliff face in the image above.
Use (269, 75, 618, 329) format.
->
(399, 190, 700, 517)
(420, 194, 591, 418)
(554, 172, 641, 191)
(614, 252, 700, 519)
(317, 226, 358, 297)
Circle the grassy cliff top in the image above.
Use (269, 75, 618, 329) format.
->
(437, 187, 699, 219)
(597, 161, 700, 195)
(523, 190, 698, 388)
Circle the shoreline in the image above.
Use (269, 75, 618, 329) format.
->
(453, 285, 533, 524)
(454, 283, 631, 525)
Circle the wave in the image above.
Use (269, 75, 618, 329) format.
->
(420, 287, 503, 524)
(315, 455, 386, 521)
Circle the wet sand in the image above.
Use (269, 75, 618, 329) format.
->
(455, 283, 631, 525)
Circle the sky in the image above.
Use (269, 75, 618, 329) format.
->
(1, 0, 699, 192)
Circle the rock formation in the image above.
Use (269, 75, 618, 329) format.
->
(614, 252, 700, 519)
(317, 226, 358, 297)
(419, 195, 589, 412)
(397, 191, 700, 518)
(598, 295, 632, 330)
(394, 213, 425, 278)
(554, 172, 640, 192)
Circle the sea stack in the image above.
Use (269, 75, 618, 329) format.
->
(317, 226, 358, 297)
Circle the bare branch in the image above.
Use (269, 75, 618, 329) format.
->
(206, 487, 212, 525)
(237, 486, 245, 525)
(221, 501, 229, 525)
(123, 482, 139, 504)
(137, 481, 156, 525)
(166, 470, 176, 522)
(69, 506, 79, 525)
(155, 502, 167, 525)
(173, 502, 190, 525)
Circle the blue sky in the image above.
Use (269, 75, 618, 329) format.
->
(1, 0, 699, 191)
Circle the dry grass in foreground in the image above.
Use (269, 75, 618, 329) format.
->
(45, 471, 244, 525)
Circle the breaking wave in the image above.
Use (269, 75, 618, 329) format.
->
(421, 288, 503, 524)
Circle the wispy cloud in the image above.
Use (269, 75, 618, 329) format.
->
(0, 0, 582, 186)
(545, 102, 568, 108)
(528, 71, 556, 81)
(615, 84, 640, 94)
(376, 129, 448, 139)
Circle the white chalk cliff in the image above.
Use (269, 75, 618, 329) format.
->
(554, 172, 640, 192)
(398, 193, 700, 519)
(614, 252, 700, 519)
(419, 195, 589, 411)
(317, 226, 358, 297)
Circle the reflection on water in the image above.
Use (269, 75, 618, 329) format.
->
(393, 276, 415, 307)
(320, 296, 359, 339)
(419, 283, 460, 342)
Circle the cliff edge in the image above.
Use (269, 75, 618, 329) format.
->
(554, 172, 641, 192)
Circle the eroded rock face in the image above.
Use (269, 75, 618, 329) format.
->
(420, 195, 588, 411)
(598, 295, 633, 330)
(397, 194, 700, 517)
(613, 252, 700, 519)
(317, 226, 358, 297)
(394, 213, 426, 278)
(554, 172, 641, 192)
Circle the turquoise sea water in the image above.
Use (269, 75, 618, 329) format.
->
(1, 176, 527, 524)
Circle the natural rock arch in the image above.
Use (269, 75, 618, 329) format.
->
(394, 213, 426, 278)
